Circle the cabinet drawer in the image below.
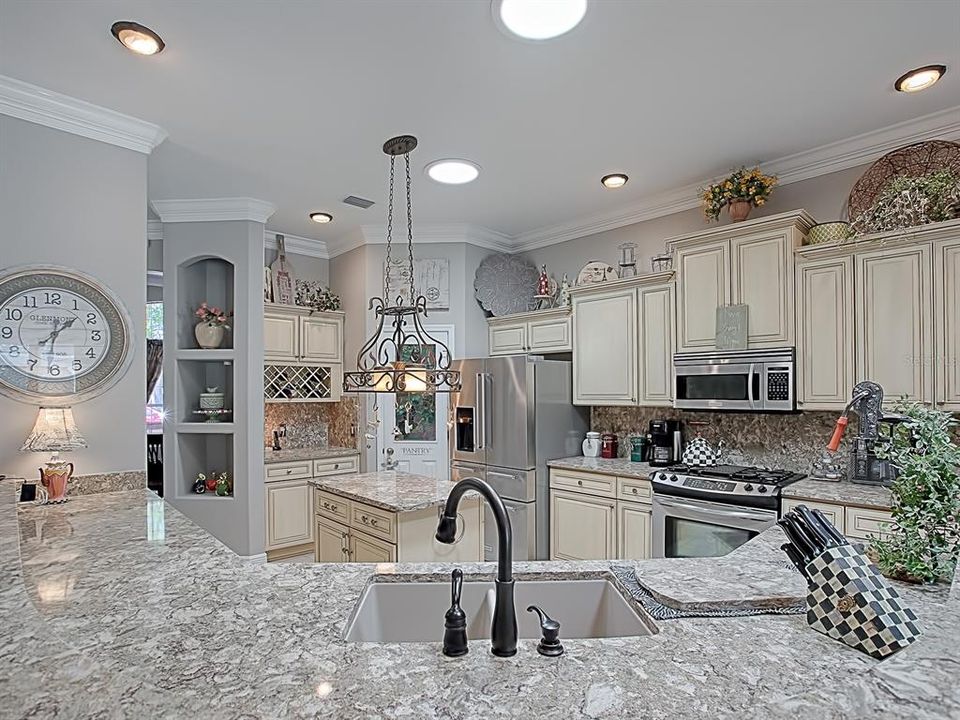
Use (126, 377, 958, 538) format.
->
(313, 455, 358, 477)
(617, 477, 653, 504)
(265, 461, 313, 481)
(845, 506, 894, 541)
(549, 469, 616, 498)
(315, 489, 351, 524)
(781, 498, 845, 533)
(351, 501, 397, 543)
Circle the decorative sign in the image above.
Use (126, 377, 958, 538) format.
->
(385, 258, 450, 310)
(715, 304, 749, 350)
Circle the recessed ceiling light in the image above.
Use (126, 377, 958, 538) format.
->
(425, 159, 481, 185)
(601, 173, 629, 189)
(894, 64, 946, 93)
(495, 0, 588, 41)
(111, 21, 164, 56)
(309, 212, 333, 224)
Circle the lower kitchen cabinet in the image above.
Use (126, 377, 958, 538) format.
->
(781, 497, 893, 541)
(266, 479, 314, 552)
(618, 501, 652, 560)
(316, 516, 350, 562)
(350, 530, 397, 563)
(550, 489, 616, 560)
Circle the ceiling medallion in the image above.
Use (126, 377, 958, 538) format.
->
(342, 136, 461, 395)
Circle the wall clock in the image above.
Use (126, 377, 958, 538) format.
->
(0, 266, 133, 404)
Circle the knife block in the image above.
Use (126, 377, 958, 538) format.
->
(804, 544, 922, 660)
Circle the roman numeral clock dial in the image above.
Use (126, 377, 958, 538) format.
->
(0, 268, 132, 403)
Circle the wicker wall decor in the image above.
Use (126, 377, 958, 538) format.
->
(847, 139, 960, 221)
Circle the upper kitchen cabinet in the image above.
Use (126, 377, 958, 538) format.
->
(264, 305, 344, 364)
(487, 307, 572, 356)
(668, 211, 814, 352)
(570, 272, 674, 407)
(300, 314, 343, 363)
(935, 236, 960, 410)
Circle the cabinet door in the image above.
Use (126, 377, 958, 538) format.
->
(638, 283, 675, 406)
(266, 479, 313, 550)
(300, 315, 342, 363)
(796, 257, 855, 409)
(731, 232, 794, 346)
(572, 288, 637, 405)
(550, 489, 616, 560)
(349, 530, 397, 563)
(676, 242, 730, 351)
(935, 239, 960, 410)
(527, 316, 572, 352)
(489, 322, 527, 355)
(315, 517, 349, 563)
(618, 501, 651, 560)
(264, 313, 299, 361)
(855, 244, 933, 403)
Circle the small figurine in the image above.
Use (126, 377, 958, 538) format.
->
(558, 274, 572, 308)
(215, 473, 230, 497)
(193, 474, 207, 494)
(536, 265, 551, 297)
(205, 472, 218, 492)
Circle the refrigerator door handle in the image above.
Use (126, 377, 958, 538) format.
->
(476, 373, 486, 450)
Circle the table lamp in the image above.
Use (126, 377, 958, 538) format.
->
(20, 407, 87, 504)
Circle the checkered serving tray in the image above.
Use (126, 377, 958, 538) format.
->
(805, 544, 922, 659)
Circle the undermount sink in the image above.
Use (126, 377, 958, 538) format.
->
(343, 576, 656, 643)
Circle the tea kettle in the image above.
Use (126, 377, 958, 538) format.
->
(681, 425, 724, 467)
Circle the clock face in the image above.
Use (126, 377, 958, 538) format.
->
(0, 268, 132, 403)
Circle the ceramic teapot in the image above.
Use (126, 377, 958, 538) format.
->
(682, 436, 724, 467)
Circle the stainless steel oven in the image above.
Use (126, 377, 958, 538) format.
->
(673, 347, 795, 412)
(652, 493, 777, 558)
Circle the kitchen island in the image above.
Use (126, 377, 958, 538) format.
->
(3, 483, 958, 719)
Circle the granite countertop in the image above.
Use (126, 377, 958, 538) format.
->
(309, 471, 461, 513)
(783, 478, 892, 510)
(3, 485, 958, 719)
(264, 445, 358, 464)
(548, 455, 656, 480)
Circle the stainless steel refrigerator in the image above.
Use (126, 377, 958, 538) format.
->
(449, 355, 588, 561)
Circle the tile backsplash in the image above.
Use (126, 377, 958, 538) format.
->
(264, 397, 359, 450)
(591, 406, 846, 473)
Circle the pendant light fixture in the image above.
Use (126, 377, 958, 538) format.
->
(342, 135, 461, 394)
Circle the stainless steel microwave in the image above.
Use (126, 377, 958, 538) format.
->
(673, 348, 795, 412)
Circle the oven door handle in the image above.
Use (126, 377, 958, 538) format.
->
(655, 496, 773, 523)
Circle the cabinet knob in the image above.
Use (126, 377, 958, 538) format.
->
(286, 469, 293, 474)
(577, 480, 583, 486)
(323, 502, 330, 509)
(361, 514, 369, 523)
(331, 504, 338, 512)
(371, 518, 379, 526)
(631, 488, 638, 494)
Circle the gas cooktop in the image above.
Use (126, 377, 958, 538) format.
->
(650, 463, 805, 506)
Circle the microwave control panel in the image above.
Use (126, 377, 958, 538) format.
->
(766, 368, 791, 401)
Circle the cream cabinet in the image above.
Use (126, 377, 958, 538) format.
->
(675, 241, 729, 351)
(796, 256, 855, 409)
(781, 497, 893, 541)
(935, 238, 960, 410)
(264, 305, 344, 364)
(572, 284, 638, 405)
(350, 531, 397, 563)
(316, 517, 350, 562)
(264, 312, 299, 361)
(855, 244, 933, 403)
(300, 314, 343, 363)
(731, 230, 795, 346)
(781, 498, 846, 532)
(638, 283, 675, 406)
(487, 307, 572, 356)
(618, 501, 652, 560)
(550, 489, 616, 560)
(266, 478, 314, 551)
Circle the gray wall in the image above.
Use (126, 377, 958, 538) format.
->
(523, 162, 870, 280)
(264, 248, 329, 286)
(0, 116, 147, 479)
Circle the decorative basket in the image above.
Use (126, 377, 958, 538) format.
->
(651, 254, 673, 272)
(806, 222, 852, 246)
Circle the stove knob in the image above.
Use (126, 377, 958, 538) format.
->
(669, 474, 678, 482)
(743, 484, 753, 492)
(757, 485, 768, 494)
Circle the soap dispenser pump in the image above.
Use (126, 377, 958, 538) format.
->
(442, 568, 468, 657)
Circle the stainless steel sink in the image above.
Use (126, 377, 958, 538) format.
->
(343, 577, 655, 643)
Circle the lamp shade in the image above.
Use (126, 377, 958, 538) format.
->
(20, 408, 88, 453)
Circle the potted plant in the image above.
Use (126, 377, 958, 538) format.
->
(194, 302, 231, 349)
(870, 401, 960, 584)
(701, 167, 778, 223)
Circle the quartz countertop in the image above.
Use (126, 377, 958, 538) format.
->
(548, 455, 656, 479)
(263, 445, 358, 464)
(783, 478, 892, 510)
(309, 470, 460, 513)
(4, 484, 959, 719)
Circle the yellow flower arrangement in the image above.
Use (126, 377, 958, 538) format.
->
(700, 166, 778, 221)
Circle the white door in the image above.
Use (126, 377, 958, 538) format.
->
(377, 326, 453, 479)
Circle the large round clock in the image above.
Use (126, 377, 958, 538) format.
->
(0, 266, 133, 404)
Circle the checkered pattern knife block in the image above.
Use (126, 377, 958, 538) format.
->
(805, 544, 922, 660)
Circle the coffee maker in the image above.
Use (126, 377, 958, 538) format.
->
(648, 419, 683, 466)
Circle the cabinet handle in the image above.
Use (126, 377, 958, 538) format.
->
(334, 463, 340, 469)
(323, 501, 330, 509)
(371, 518, 378, 526)
(577, 480, 583, 486)
(331, 504, 338, 512)
(286, 469, 293, 475)
(361, 514, 369, 523)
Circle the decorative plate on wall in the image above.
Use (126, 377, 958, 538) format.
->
(576, 261, 619, 285)
(0, 266, 133, 404)
(474, 253, 540, 316)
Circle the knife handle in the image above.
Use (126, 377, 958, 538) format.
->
(812, 508, 848, 546)
(781, 543, 812, 584)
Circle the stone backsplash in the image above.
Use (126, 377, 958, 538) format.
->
(264, 397, 359, 450)
(591, 406, 846, 474)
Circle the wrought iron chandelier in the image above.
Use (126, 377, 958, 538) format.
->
(342, 135, 461, 394)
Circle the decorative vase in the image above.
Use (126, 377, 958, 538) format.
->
(195, 321, 224, 349)
(727, 200, 753, 222)
(38, 462, 73, 504)
(199, 387, 225, 410)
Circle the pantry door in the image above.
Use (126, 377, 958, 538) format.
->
(377, 326, 453, 480)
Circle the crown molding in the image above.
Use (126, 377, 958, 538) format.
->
(511, 105, 960, 252)
(146, 220, 164, 241)
(151, 198, 277, 224)
(0, 75, 167, 154)
(264, 230, 329, 260)
(327, 223, 513, 258)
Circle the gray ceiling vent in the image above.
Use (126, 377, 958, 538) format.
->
(343, 195, 375, 209)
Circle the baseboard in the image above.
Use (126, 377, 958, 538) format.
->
(265, 543, 313, 562)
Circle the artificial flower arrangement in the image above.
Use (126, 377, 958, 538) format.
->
(194, 302, 232, 328)
(701, 167, 778, 222)
(295, 280, 342, 312)
(851, 170, 960, 236)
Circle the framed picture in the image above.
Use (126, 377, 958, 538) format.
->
(384, 257, 450, 310)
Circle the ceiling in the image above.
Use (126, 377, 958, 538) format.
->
(2, 0, 959, 251)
